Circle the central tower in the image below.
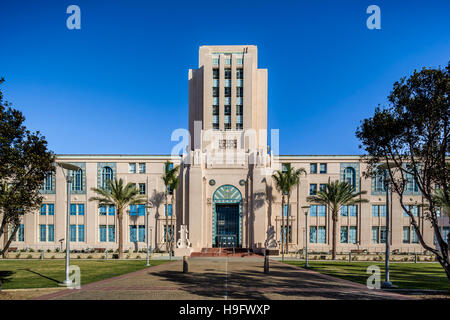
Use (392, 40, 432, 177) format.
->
(188, 45, 268, 151)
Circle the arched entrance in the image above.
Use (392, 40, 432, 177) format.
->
(212, 185, 242, 248)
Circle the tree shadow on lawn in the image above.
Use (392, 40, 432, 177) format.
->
(0, 271, 15, 286)
(149, 263, 394, 300)
(18, 268, 60, 284)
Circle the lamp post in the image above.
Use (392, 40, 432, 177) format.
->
(146, 200, 154, 267)
(377, 163, 397, 289)
(301, 206, 310, 268)
(57, 162, 81, 287)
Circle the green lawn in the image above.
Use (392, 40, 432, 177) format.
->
(0, 260, 168, 289)
(283, 260, 450, 291)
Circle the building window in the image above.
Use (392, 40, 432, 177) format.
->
(341, 205, 348, 217)
(224, 105, 231, 115)
(309, 184, 317, 195)
(318, 205, 326, 217)
(372, 226, 379, 243)
(138, 204, 145, 216)
(101, 166, 113, 189)
(18, 224, 24, 242)
(236, 87, 243, 97)
(139, 163, 146, 174)
(236, 58, 243, 65)
(319, 184, 326, 192)
(343, 167, 356, 189)
(224, 57, 231, 65)
(342, 205, 357, 217)
(283, 204, 289, 217)
(280, 226, 292, 243)
(319, 163, 327, 174)
(310, 163, 317, 174)
(44, 172, 53, 191)
(139, 183, 146, 195)
(236, 105, 243, 115)
(70, 204, 76, 216)
(403, 226, 410, 243)
(39, 224, 46, 241)
(70, 225, 77, 242)
(236, 69, 243, 79)
(71, 169, 83, 191)
(224, 68, 231, 79)
(349, 226, 357, 244)
(341, 226, 348, 243)
(78, 225, 85, 242)
(165, 204, 172, 217)
(309, 226, 317, 243)
(108, 206, 115, 216)
(281, 163, 288, 172)
(310, 205, 317, 217)
(40, 204, 46, 216)
(380, 226, 387, 243)
(373, 170, 386, 193)
(100, 225, 107, 242)
(213, 87, 219, 97)
(411, 227, 419, 243)
(318, 226, 326, 243)
(372, 205, 386, 217)
(403, 205, 419, 217)
(164, 225, 173, 242)
(129, 205, 137, 216)
(130, 225, 137, 242)
(212, 56, 219, 65)
(213, 68, 219, 79)
(405, 173, 419, 192)
(138, 225, 145, 242)
(129, 163, 136, 173)
(108, 225, 115, 242)
(48, 204, 55, 216)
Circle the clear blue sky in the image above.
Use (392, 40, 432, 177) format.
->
(0, 0, 448, 155)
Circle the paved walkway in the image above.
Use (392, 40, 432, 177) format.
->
(35, 257, 413, 300)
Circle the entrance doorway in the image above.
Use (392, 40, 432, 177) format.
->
(215, 204, 239, 248)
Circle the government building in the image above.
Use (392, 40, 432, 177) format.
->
(2, 45, 449, 255)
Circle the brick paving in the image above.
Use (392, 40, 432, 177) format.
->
(34, 257, 414, 300)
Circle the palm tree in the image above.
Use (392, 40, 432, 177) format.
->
(162, 161, 180, 253)
(168, 166, 180, 255)
(284, 164, 307, 253)
(272, 170, 289, 259)
(307, 180, 368, 260)
(89, 178, 146, 259)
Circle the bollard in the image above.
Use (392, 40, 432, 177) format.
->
(264, 251, 269, 274)
(41, 251, 44, 260)
(348, 252, 351, 262)
(414, 253, 417, 264)
(183, 256, 188, 273)
(106, 250, 108, 260)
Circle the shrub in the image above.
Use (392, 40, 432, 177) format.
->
(29, 248, 34, 252)
(77, 255, 81, 259)
(47, 249, 51, 253)
(87, 255, 93, 259)
(26, 254, 32, 259)
(126, 255, 130, 259)
(51, 255, 55, 259)
(15, 253, 21, 258)
(55, 248, 60, 252)
(136, 255, 141, 259)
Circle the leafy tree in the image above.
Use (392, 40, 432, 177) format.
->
(0, 78, 55, 257)
(356, 63, 450, 279)
(89, 178, 146, 259)
(307, 181, 368, 260)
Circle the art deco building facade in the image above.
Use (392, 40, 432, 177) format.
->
(1, 45, 448, 255)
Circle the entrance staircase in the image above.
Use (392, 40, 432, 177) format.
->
(190, 247, 258, 258)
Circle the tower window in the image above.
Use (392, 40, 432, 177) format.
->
(225, 68, 231, 79)
(213, 69, 219, 79)
(236, 69, 243, 79)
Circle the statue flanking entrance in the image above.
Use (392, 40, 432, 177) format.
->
(212, 185, 242, 248)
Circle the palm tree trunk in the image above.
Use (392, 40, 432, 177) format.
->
(170, 193, 175, 254)
(332, 211, 337, 260)
(286, 195, 290, 254)
(165, 193, 169, 252)
(118, 211, 124, 259)
(281, 196, 285, 258)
